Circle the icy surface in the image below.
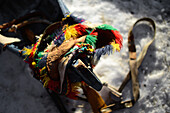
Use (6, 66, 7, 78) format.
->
(0, 0, 170, 113)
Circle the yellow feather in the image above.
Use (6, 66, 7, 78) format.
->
(64, 24, 79, 40)
(110, 40, 120, 52)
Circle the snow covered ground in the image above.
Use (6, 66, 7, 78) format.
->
(0, 0, 170, 113)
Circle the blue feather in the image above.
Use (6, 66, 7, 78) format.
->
(94, 45, 113, 60)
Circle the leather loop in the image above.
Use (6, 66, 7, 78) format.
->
(118, 18, 156, 105)
(119, 18, 156, 93)
(38, 21, 63, 51)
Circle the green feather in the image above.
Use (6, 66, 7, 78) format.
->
(86, 35, 97, 48)
(97, 24, 117, 31)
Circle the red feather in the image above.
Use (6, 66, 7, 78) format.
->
(111, 30, 123, 49)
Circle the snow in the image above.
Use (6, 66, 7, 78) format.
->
(0, 0, 170, 113)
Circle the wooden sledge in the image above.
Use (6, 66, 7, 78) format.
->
(0, 0, 156, 113)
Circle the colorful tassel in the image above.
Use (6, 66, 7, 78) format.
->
(85, 35, 97, 48)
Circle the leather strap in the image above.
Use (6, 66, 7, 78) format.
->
(82, 84, 107, 113)
(8, 18, 52, 32)
(0, 12, 47, 29)
(118, 18, 156, 106)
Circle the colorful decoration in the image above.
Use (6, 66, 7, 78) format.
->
(21, 17, 123, 100)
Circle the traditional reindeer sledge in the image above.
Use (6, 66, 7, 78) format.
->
(0, 0, 156, 112)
